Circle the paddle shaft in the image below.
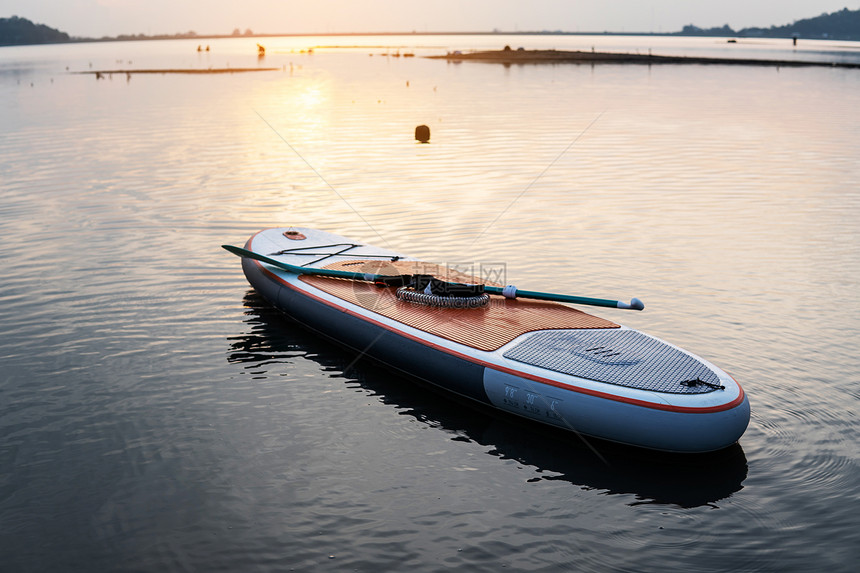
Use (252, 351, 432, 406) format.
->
(483, 285, 643, 310)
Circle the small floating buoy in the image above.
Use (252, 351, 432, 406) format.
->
(415, 124, 430, 143)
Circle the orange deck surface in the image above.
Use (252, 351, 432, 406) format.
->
(298, 260, 619, 352)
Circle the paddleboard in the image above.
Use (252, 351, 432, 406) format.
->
(230, 227, 750, 453)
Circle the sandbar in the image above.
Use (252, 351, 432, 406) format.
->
(428, 49, 860, 69)
(74, 67, 280, 75)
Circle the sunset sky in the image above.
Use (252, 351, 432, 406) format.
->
(4, 0, 856, 38)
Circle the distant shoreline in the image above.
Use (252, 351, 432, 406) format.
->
(7, 30, 860, 48)
(49, 30, 860, 43)
(4, 7, 860, 46)
(8, 30, 767, 46)
(427, 48, 860, 69)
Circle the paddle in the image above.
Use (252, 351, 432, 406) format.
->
(222, 245, 644, 311)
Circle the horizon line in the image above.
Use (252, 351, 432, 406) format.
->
(69, 28, 835, 43)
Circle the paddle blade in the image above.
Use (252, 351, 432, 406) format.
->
(221, 244, 306, 273)
(222, 244, 389, 282)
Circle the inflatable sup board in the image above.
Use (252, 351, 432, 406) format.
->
(225, 227, 750, 453)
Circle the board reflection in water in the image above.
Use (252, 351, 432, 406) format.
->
(228, 292, 748, 509)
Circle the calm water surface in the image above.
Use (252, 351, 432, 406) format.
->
(1, 36, 858, 572)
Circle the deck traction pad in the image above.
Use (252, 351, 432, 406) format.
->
(503, 329, 720, 394)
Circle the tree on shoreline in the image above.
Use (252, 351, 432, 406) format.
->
(679, 7, 860, 40)
(0, 16, 70, 46)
